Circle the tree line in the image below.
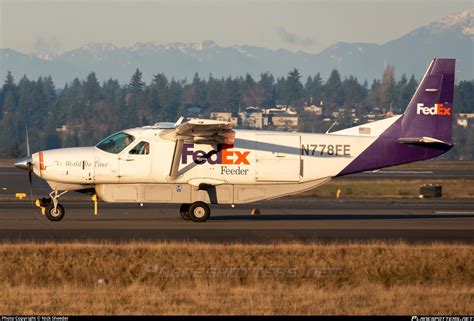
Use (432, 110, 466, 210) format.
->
(0, 67, 473, 159)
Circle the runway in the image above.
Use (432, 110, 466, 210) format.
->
(1, 166, 473, 243)
(0, 199, 473, 243)
(1, 166, 474, 202)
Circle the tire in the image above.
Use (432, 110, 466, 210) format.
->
(180, 204, 190, 220)
(39, 197, 52, 208)
(188, 202, 210, 222)
(46, 203, 65, 221)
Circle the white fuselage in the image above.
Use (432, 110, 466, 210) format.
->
(30, 116, 400, 204)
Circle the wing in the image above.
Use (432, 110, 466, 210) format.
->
(160, 119, 236, 180)
(159, 118, 235, 145)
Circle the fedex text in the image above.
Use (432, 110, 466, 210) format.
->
(416, 103, 451, 116)
(182, 143, 250, 165)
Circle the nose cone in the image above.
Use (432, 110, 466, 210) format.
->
(14, 156, 33, 171)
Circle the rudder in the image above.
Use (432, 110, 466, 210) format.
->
(401, 58, 455, 144)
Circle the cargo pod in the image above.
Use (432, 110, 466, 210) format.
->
(256, 134, 301, 182)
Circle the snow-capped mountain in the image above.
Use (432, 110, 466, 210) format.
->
(428, 8, 473, 36)
(316, 8, 473, 81)
(1, 8, 472, 86)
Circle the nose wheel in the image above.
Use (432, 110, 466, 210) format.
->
(38, 190, 68, 222)
(46, 203, 65, 221)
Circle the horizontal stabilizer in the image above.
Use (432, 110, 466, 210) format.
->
(398, 136, 452, 149)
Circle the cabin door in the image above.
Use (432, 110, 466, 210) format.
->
(255, 134, 301, 182)
(118, 140, 152, 183)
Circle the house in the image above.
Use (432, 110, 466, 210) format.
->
(56, 125, 69, 133)
(304, 104, 323, 115)
(268, 111, 299, 130)
(239, 108, 264, 129)
(457, 113, 474, 128)
(210, 111, 239, 126)
(210, 111, 232, 122)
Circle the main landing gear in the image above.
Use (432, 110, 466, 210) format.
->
(180, 201, 211, 222)
(37, 190, 68, 222)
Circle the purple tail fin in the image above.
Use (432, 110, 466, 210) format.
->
(401, 58, 455, 143)
(337, 58, 455, 177)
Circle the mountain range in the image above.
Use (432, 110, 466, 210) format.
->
(1, 8, 472, 86)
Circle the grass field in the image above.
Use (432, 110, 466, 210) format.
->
(0, 242, 472, 315)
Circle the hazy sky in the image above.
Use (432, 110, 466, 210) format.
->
(1, 0, 473, 54)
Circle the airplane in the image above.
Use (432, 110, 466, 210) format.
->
(14, 58, 455, 222)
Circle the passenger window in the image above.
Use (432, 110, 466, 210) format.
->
(129, 141, 150, 155)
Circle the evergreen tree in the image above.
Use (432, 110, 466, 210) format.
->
(342, 76, 367, 108)
(401, 75, 418, 112)
(324, 69, 344, 114)
(129, 68, 145, 94)
(2, 71, 18, 114)
(304, 73, 323, 105)
(258, 72, 275, 107)
(191, 73, 206, 108)
(455, 80, 474, 113)
(285, 68, 304, 107)
(206, 74, 225, 110)
(83, 72, 101, 105)
(223, 77, 241, 113)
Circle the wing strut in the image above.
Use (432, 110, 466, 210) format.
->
(168, 139, 184, 180)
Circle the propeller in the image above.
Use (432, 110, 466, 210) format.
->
(26, 126, 32, 185)
(14, 125, 34, 196)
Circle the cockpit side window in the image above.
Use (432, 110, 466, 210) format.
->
(96, 132, 135, 154)
(129, 141, 150, 155)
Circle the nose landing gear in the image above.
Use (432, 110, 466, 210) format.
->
(37, 190, 68, 222)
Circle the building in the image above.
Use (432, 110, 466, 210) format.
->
(268, 111, 299, 130)
(210, 105, 300, 131)
(304, 104, 323, 115)
(239, 109, 264, 129)
(457, 113, 474, 128)
(210, 112, 232, 122)
(210, 111, 239, 126)
(56, 125, 69, 133)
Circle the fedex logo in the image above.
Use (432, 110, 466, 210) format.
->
(182, 144, 250, 165)
(416, 103, 451, 116)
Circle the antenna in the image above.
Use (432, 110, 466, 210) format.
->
(174, 116, 184, 127)
(325, 120, 338, 134)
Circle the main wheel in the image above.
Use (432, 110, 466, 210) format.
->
(180, 203, 190, 220)
(45, 203, 65, 221)
(188, 202, 210, 222)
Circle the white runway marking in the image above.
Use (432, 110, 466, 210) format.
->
(435, 211, 474, 215)
(374, 170, 434, 174)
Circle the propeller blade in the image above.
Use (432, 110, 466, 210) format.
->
(25, 125, 31, 157)
(28, 169, 35, 209)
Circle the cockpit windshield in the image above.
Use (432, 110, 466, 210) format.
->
(96, 131, 135, 154)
